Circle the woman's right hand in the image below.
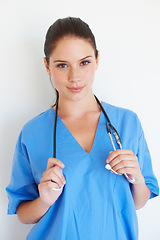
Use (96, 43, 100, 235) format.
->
(38, 158, 66, 209)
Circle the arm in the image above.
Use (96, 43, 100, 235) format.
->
(17, 158, 66, 224)
(17, 197, 50, 224)
(106, 149, 150, 210)
(131, 179, 150, 210)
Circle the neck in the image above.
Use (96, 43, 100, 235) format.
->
(56, 93, 100, 119)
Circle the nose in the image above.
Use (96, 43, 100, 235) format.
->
(68, 66, 81, 82)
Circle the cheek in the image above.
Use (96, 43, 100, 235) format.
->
(51, 70, 67, 87)
(83, 66, 96, 82)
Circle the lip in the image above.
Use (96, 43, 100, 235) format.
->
(67, 86, 84, 93)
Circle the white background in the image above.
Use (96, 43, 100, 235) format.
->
(0, 0, 160, 239)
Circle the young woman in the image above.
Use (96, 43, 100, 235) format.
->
(6, 17, 159, 240)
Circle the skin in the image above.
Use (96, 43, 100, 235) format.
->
(16, 36, 150, 224)
(44, 36, 99, 103)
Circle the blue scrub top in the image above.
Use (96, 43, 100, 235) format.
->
(6, 102, 159, 240)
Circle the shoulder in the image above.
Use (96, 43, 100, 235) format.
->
(20, 108, 55, 139)
(102, 101, 138, 119)
(23, 108, 54, 129)
(15, 108, 55, 156)
(102, 101, 142, 135)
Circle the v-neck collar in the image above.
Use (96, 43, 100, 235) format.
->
(51, 103, 103, 155)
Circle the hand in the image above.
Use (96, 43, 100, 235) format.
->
(38, 158, 66, 208)
(106, 149, 144, 184)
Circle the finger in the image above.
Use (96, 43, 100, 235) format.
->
(109, 154, 137, 169)
(111, 160, 136, 174)
(40, 180, 62, 191)
(42, 173, 64, 188)
(42, 168, 66, 187)
(115, 166, 137, 176)
(107, 149, 134, 163)
(51, 182, 63, 191)
(52, 185, 64, 191)
(52, 166, 66, 185)
(47, 158, 65, 170)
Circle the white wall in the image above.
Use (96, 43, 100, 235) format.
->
(1, 0, 160, 239)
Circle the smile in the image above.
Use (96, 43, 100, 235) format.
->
(67, 86, 84, 93)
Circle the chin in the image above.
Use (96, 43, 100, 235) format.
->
(69, 91, 92, 102)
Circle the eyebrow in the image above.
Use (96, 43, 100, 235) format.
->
(53, 55, 92, 63)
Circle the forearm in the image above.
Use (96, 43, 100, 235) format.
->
(16, 159, 65, 224)
(132, 180, 151, 210)
(16, 197, 50, 224)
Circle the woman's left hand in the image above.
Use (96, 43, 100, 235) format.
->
(106, 149, 145, 184)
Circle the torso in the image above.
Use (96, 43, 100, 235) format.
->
(11, 102, 147, 239)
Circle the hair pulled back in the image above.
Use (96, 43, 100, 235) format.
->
(44, 17, 98, 64)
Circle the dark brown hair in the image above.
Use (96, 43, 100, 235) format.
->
(44, 17, 98, 64)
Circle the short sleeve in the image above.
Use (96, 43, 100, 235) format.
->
(6, 132, 39, 214)
(137, 129, 159, 199)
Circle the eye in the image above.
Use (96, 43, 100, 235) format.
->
(57, 63, 68, 68)
(80, 60, 90, 66)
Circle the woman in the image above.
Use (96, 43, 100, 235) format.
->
(6, 17, 159, 240)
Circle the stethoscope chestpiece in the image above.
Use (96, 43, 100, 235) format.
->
(105, 163, 135, 183)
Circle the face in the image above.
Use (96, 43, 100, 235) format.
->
(44, 36, 99, 102)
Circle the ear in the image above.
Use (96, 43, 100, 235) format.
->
(95, 50, 100, 70)
(44, 57, 51, 76)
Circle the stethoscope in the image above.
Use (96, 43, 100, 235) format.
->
(53, 95, 135, 190)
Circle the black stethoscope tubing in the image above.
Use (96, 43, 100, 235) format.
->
(53, 95, 135, 183)
(53, 95, 121, 158)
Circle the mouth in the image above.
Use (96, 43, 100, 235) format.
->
(67, 86, 85, 93)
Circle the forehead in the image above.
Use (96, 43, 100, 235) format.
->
(50, 36, 95, 60)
